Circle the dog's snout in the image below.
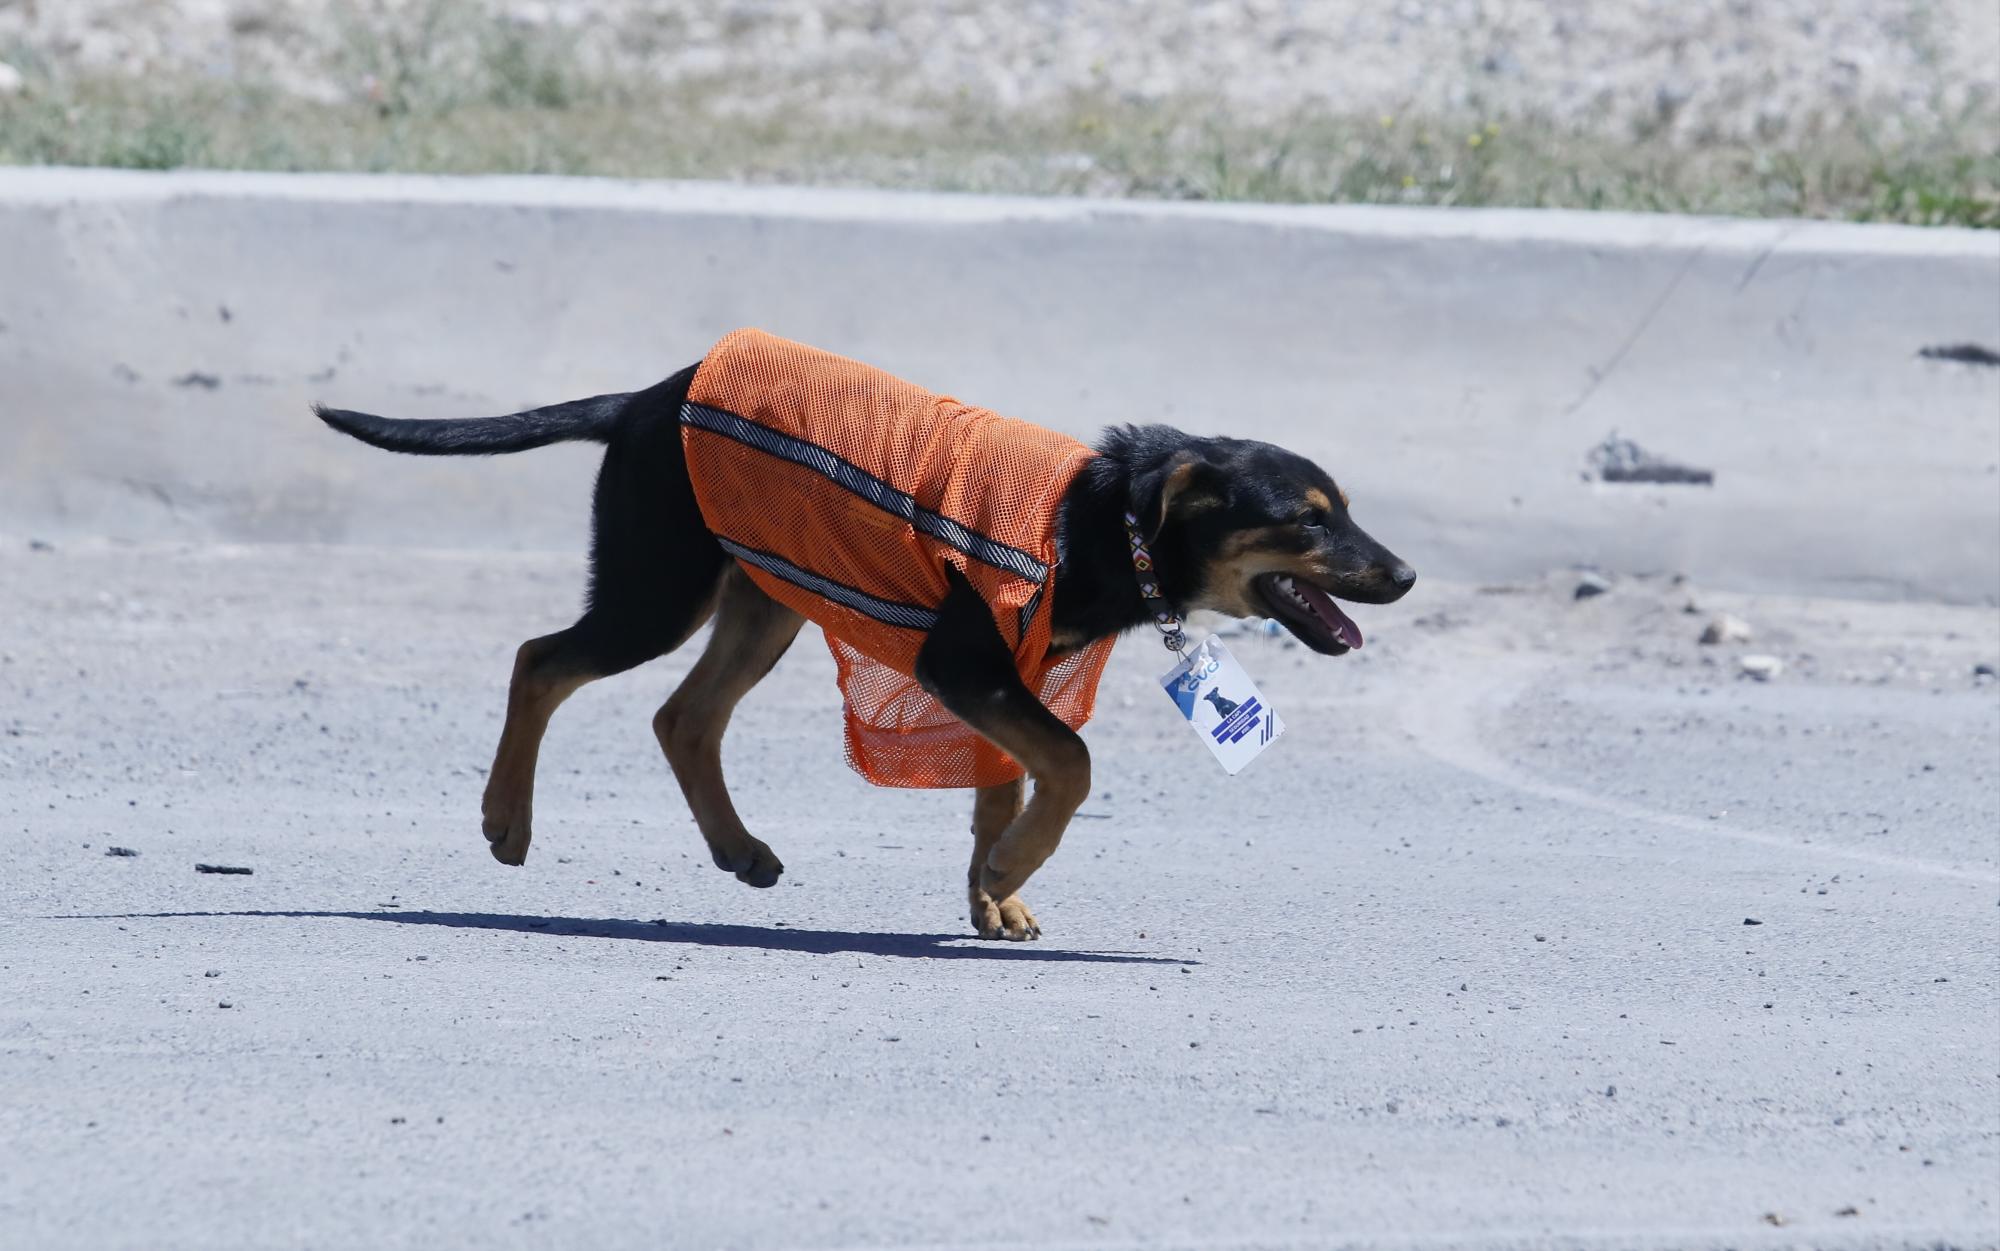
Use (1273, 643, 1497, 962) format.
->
(1389, 563, 1416, 593)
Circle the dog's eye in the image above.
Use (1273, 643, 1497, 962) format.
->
(1297, 510, 1327, 533)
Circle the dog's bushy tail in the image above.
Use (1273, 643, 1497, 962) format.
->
(313, 392, 632, 456)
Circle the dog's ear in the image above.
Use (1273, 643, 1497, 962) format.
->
(1131, 451, 1225, 543)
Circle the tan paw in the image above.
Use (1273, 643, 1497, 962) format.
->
(969, 887, 1040, 941)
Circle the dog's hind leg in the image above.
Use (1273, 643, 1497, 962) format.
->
(482, 627, 608, 866)
(654, 565, 803, 888)
(916, 568, 1090, 940)
(484, 377, 726, 866)
(483, 585, 720, 866)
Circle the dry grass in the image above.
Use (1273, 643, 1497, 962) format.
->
(2, 40, 1993, 227)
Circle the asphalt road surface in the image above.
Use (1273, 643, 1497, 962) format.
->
(3, 539, 1995, 1251)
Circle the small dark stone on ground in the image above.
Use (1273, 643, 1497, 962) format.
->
(104, 846, 138, 857)
(195, 863, 253, 875)
(1917, 342, 2000, 367)
(1600, 462, 1716, 485)
(172, 371, 223, 389)
(1587, 432, 1715, 485)
(1573, 572, 1611, 600)
(1744, 917, 1763, 925)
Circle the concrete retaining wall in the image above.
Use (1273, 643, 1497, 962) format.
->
(2, 169, 1996, 602)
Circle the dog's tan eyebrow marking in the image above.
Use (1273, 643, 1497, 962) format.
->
(1219, 524, 1298, 558)
(1305, 488, 1333, 512)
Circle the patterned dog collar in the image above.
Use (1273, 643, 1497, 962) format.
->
(1123, 511, 1189, 656)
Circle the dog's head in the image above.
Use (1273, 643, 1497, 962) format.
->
(1124, 430, 1414, 656)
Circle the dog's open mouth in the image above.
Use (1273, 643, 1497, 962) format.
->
(1253, 573, 1363, 655)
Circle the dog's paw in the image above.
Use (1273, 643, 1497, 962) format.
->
(482, 800, 533, 866)
(711, 839, 784, 889)
(969, 887, 1040, 941)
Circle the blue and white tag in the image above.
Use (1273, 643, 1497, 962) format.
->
(1158, 636, 1283, 775)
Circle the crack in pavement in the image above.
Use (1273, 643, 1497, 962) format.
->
(1562, 238, 1712, 419)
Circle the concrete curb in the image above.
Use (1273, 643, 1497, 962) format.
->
(3, 168, 1996, 601)
(7, 167, 1997, 256)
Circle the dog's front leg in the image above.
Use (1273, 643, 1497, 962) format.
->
(917, 569, 1091, 940)
(968, 778, 1032, 938)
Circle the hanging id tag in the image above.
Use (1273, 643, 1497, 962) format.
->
(1158, 636, 1283, 774)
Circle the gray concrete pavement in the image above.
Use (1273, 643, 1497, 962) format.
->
(3, 170, 1996, 1248)
(3, 169, 1997, 602)
(3, 538, 1994, 1250)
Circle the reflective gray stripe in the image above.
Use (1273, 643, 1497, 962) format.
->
(717, 538, 940, 632)
(1016, 579, 1046, 643)
(682, 401, 1048, 584)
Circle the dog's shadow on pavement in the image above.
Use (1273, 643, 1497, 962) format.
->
(66, 909, 1193, 965)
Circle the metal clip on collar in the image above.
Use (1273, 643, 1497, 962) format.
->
(1123, 511, 1188, 658)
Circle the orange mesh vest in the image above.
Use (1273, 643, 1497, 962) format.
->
(682, 329, 1117, 789)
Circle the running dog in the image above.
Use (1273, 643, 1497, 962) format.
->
(316, 330, 1414, 939)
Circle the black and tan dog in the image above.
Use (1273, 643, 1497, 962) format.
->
(317, 336, 1413, 940)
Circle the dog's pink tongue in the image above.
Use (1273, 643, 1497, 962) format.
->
(1298, 581, 1363, 648)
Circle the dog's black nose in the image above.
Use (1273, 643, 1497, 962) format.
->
(1389, 564, 1416, 592)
